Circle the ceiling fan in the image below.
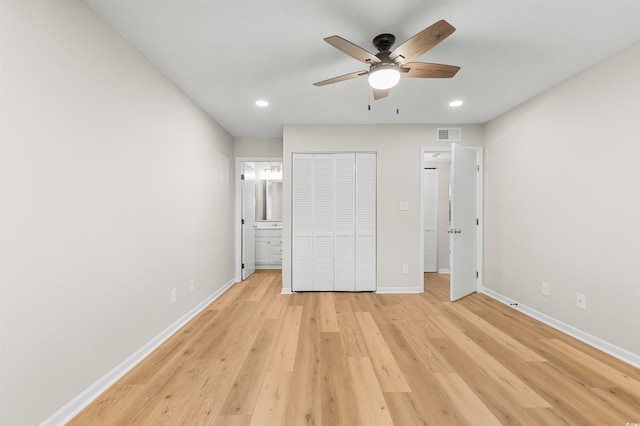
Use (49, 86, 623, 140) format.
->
(313, 20, 460, 100)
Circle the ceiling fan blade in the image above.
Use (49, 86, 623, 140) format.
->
(324, 36, 382, 64)
(402, 62, 460, 78)
(313, 70, 368, 86)
(373, 88, 390, 100)
(389, 20, 456, 63)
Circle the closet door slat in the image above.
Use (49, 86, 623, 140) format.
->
(313, 155, 335, 291)
(334, 153, 356, 291)
(292, 154, 314, 291)
(355, 153, 377, 291)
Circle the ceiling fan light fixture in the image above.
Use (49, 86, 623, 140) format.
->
(368, 66, 401, 90)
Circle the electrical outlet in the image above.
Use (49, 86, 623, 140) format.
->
(402, 264, 409, 274)
(542, 282, 549, 297)
(576, 293, 586, 310)
(189, 280, 195, 293)
(171, 288, 177, 304)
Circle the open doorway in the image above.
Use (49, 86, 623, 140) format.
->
(420, 145, 483, 300)
(235, 159, 283, 281)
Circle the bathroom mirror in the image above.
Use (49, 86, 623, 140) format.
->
(255, 179, 282, 221)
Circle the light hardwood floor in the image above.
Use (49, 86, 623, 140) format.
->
(70, 270, 640, 425)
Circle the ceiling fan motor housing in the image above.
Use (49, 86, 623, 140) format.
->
(372, 33, 396, 52)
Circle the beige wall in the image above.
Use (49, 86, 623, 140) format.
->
(484, 42, 640, 356)
(282, 124, 484, 292)
(0, 1, 235, 424)
(234, 137, 283, 158)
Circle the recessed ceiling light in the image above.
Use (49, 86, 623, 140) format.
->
(255, 100, 269, 107)
(449, 100, 464, 107)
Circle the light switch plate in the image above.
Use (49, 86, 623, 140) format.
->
(576, 293, 586, 310)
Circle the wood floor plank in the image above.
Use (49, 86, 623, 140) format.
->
(120, 309, 219, 385)
(219, 319, 279, 415)
(248, 372, 291, 426)
(285, 292, 323, 426)
(429, 315, 552, 408)
(444, 302, 548, 362)
(318, 292, 340, 332)
(319, 332, 359, 425)
(67, 384, 143, 425)
(142, 358, 239, 425)
(434, 373, 503, 426)
(355, 311, 411, 392)
(174, 358, 245, 425)
(383, 392, 431, 426)
(431, 337, 555, 425)
(268, 305, 303, 372)
(214, 415, 251, 426)
(333, 297, 369, 357)
(70, 271, 640, 425)
(543, 338, 640, 398)
(378, 324, 470, 425)
(265, 291, 290, 320)
(347, 357, 394, 426)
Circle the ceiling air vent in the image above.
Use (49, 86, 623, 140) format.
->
(437, 128, 462, 142)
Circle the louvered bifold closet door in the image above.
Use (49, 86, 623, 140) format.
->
(334, 154, 356, 291)
(355, 153, 376, 291)
(292, 152, 376, 292)
(313, 155, 335, 291)
(292, 154, 314, 291)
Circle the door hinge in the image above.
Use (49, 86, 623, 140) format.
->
(477, 164, 480, 172)
(476, 271, 479, 278)
(241, 174, 245, 180)
(242, 263, 245, 269)
(476, 218, 479, 225)
(242, 218, 245, 225)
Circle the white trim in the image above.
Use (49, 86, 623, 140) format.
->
(41, 278, 237, 426)
(376, 286, 423, 294)
(255, 265, 283, 270)
(438, 268, 451, 274)
(480, 287, 640, 369)
(281, 288, 293, 295)
(235, 157, 283, 283)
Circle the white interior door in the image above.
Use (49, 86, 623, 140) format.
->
(241, 163, 256, 280)
(450, 144, 477, 301)
(423, 168, 438, 272)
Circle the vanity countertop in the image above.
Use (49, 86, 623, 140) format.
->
(255, 222, 282, 229)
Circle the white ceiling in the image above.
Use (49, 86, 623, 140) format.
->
(86, 0, 640, 138)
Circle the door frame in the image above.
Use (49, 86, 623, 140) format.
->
(419, 146, 483, 293)
(235, 157, 283, 282)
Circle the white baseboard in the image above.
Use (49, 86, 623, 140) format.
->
(438, 268, 451, 274)
(480, 287, 640, 369)
(41, 278, 237, 426)
(376, 286, 423, 294)
(281, 288, 293, 294)
(256, 265, 282, 270)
